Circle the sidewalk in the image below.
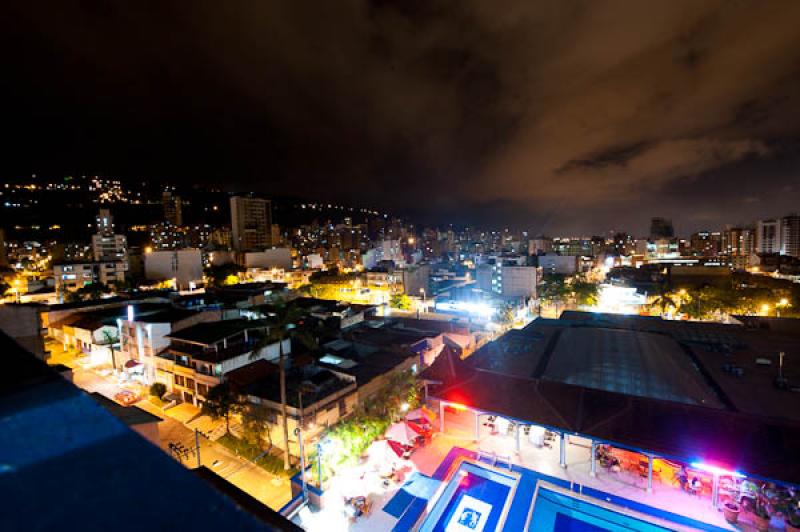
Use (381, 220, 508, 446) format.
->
(47, 341, 292, 510)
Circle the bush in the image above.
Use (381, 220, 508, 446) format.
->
(217, 433, 297, 477)
(149, 382, 167, 398)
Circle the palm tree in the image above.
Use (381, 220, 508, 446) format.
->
(202, 382, 241, 434)
(650, 283, 677, 317)
(102, 330, 118, 371)
(252, 301, 317, 471)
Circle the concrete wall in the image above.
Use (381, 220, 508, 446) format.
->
(243, 248, 292, 270)
(144, 249, 203, 290)
(0, 304, 47, 360)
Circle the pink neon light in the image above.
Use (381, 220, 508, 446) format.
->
(691, 461, 744, 477)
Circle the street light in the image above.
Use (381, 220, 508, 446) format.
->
(296, 384, 316, 503)
(761, 304, 770, 316)
(316, 437, 335, 491)
(294, 426, 308, 503)
(776, 298, 790, 318)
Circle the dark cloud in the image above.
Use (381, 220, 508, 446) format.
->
(2, 1, 800, 234)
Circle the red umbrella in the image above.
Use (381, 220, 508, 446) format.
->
(407, 420, 428, 435)
(387, 439, 406, 458)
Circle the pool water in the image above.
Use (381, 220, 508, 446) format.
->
(419, 462, 518, 532)
(528, 487, 674, 532)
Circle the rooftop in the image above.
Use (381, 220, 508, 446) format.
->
(0, 330, 274, 531)
(167, 319, 269, 346)
(424, 312, 800, 484)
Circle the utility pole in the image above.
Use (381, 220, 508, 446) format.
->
(195, 429, 202, 468)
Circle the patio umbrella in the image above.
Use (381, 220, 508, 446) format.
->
(386, 422, 413, 445)
(387, 439, 406, 459)
(406, 419, 429, 436)
(406, 407, 434, 424)
(367, 440, 400, 475)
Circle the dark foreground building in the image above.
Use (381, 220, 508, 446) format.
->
(0, 330, 299, 531)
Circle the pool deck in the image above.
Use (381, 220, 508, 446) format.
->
(293, 410, 777, 531)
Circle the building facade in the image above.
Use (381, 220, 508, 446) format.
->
(230, 196, 273, 251)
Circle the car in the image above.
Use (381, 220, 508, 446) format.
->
(114, 390, 141, 406)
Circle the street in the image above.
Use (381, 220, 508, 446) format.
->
(47, 342, 292, 510)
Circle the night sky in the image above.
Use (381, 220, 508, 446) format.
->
(3, 1, 800, 234)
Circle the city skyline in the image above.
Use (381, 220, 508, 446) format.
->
(3, 2, 800, 233)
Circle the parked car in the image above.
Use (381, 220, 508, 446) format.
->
(114, 390, 141, 406)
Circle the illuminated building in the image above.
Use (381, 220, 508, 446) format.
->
(162, 190, 183, 226)
(687, 231, 722, 257)
(756, 218, 782, 254)
(537, 253, 578, 275)
(91, 208, 128, 266)
(722, 226, 754, 257)
(781, 214, 800, 257)
(477, 258, 538, 299)
(156, 319, 289, 406)
(53, 261, 126, 299)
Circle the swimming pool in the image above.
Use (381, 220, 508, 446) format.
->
(418, 461, 519, 532)
(526, 483, 679, 532)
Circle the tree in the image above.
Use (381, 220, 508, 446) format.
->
(102, 330, 118, 371)
(572, 279, 600, 307)
(241, 403, 274, 451)
(497, 305, 515, 324)
(66, 282, 109, 302)
(650, 290, 678, 317)
(0, 279, 10, 299)
(390, 294, 412, 310)
(205, 263, 245, 287)
(252, 301, 316, 470)
(150, 382, 167, 398)
(540, 274, 570, 316)
(202, 382, 242, 434)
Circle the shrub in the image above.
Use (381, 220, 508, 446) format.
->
(149, 382, 167, 398)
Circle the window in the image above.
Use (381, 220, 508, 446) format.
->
(338, 398, 347, 417)
(185, 378, 195, 390)
(197, 383, 208, 397)
(174, 375, 185, 387)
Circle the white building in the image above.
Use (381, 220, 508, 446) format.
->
(538, 254, 578, 275)
(91, 209, 128, 266)
(54, 261, 126, 299)
(118, 306, 219, 384)
(155, 319, 291, 406)
(477, 261, 539, 298)
(144, 249, 203, 290)
(243, 247, 292, 269)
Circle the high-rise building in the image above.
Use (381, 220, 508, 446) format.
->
(722, 226, 754, 257)
(230, 196, 273, 251)
(162, 191, 183, 226)
(91, 208, 128, 265)
(650, 217, 674, 239)
(0, 228, 8, 267)
(756, 219, 782, 254)
(687, 231, 722, 257)
(781, 214, 800, 257)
